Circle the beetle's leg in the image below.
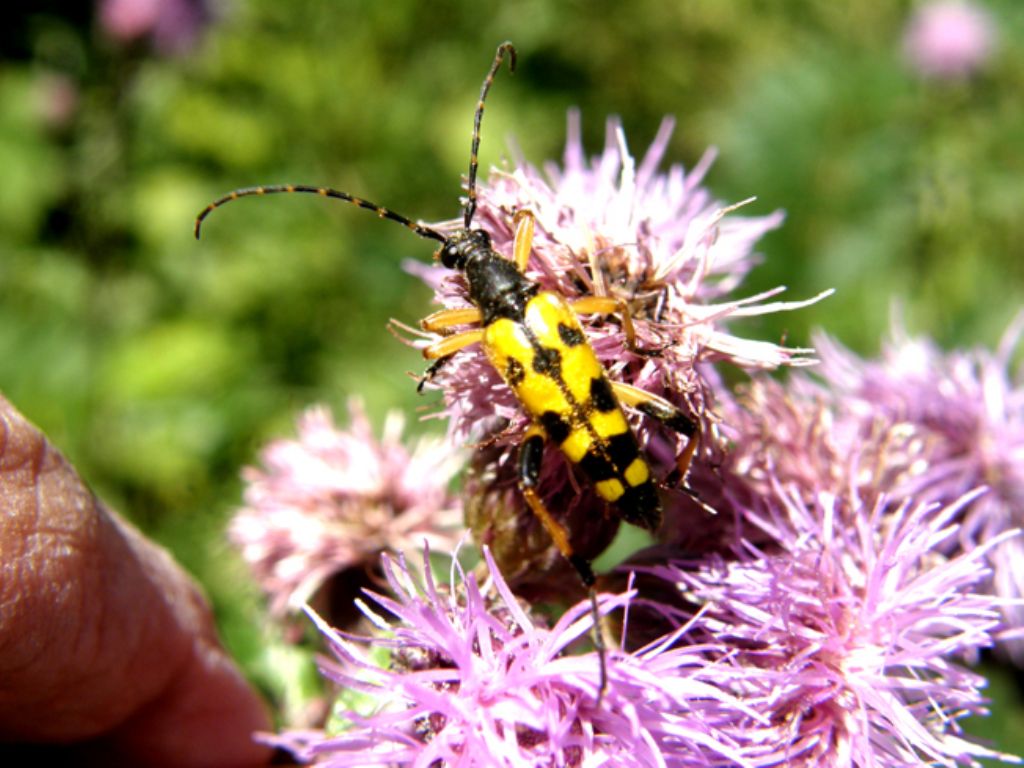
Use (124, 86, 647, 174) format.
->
(518, 426, 584, 574)
(422, 327, 484, 360)
(416, 327, 485, 392)
(609, 381, 700, 484)
(416, 358, 449, 394)
(420, 306, 483, 334)
(511, 209, 658, 356)
(570, 295, 667, 356)
(518, 423, 608, 700)
(512, 209, 536, 273)
(570, 295, 637, 349)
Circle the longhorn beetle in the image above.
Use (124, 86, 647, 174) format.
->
(195, 41, 701, 698)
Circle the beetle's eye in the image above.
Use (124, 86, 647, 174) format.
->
(440, 244, 460, 269)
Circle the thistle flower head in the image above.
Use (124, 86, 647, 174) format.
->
(415, 112, 828, 447)
(659, 362, 927, 559)
(811, 317, 1024, 660)
(406, 113, 830, 583)
(660, 485, 1017, 767)
(707, 373, 928, 524)
(812, 320, 1024, 521)
(230, 401, 462, 617)
(268, 546, 774, 767)
(707, 316, 1024, 536)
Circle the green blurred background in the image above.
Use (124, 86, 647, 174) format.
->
(2, 0, 1022, 751)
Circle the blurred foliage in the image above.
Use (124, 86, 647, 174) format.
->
(1, 0, 1022, 747)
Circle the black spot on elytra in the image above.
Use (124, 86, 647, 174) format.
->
(505, 357, 525, 386)
(540, 411, 572, 445)
(606, 430, 640, 472)
(589, 376, 617, 413)
(579, 449, 617, 482)
(532, 345, 561, 376)
(557, 322, 585, 347)
(616, 481, 661, 530)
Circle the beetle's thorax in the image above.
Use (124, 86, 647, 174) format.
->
(441, 228, 538, 325)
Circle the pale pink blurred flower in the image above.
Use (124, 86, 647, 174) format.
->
(230, 401, 462, 617)
(903, 1, 997, 79)
(33, 72, 80, 130)
(661, 485, 1018, 767)
(97, 0, 212, 55)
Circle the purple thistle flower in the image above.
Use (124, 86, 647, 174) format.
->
(902, 0, 997, 80)
(702, 316, 1024, 537)
(404, 113, 830, 587)
(810, 317, 1024, 660)
(217, 79, 1018, 761)
(660, 485, 1018, 767)
(412, 112, 829, 450)
(811, 319, 1024, 525)
(661, 363, 928, 558)
(267, 546, 776, 767)
(702, 372, 925, 523)
(230, 401, 463, 618)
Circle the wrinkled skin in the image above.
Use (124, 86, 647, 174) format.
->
(0, 395, 271, 767)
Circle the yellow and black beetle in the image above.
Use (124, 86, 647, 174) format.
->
(196, 42, 700, 694)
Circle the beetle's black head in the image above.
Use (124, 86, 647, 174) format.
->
(437, 228, 492, 271)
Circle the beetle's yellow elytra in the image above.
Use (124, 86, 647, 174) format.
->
(482, 291, 658, 516)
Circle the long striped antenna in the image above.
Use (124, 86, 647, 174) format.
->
(463, 41, 516, 229)
(194, 184, 448, 242)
